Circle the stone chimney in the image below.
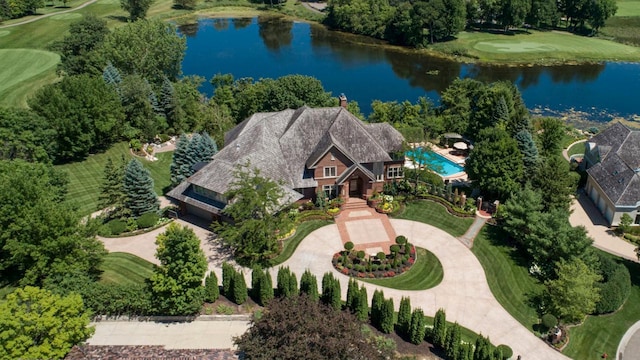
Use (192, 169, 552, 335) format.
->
(339, 93, 347, 108)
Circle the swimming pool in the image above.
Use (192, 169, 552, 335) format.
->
(406, 148, 465, 177)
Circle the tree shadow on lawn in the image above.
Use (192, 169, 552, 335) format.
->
(107, 15, 129, 23)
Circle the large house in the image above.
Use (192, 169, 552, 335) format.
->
(584, 123, 640, 226)
(167, 104, 405, 221)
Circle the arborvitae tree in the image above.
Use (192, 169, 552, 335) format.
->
(97, 157, 127, 216)
(346, 278, 359, 312)
(203, 271, 220, 303)
(321, 272, 341, 311)
(445, 322, 462, 359)
(355, 285, 368, 321)
(287, 270, 298, 298)
(371, 289, 385, 329)
(397, 296, 412, 337)
(459, 343, 473, 360)
(170, 134, 192, 186)
(329, 277, 341, 311)
(473, 335, 492, 360)
(251, 265, 264, 300)
(258, 270, 274, 306)
(123, 158, 159, 217)
(231, 271, 248, 305)
(409, 308, 426, 345)
(380, 298, 395, 334)
(299, 269, 319, 302)
(432, 308, 447, 348)
(277, 266, 294, 298)
(222, 262, 234, 297)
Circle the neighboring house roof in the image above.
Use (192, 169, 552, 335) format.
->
(167, 106, 404, 211)
(587, 123, 640, 207)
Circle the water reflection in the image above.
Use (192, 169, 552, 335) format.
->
(179, 22, 199, 38)
(180, 16, 640, 122)
(258, 16, 293, 51)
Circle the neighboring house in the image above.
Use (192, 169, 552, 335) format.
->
(167, 104, 405, 221)
(584, 122, 640, 226)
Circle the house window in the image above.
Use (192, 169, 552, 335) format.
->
(324, 166, 337, 178)
(376, 174, 384, 182)
(387, 166, 403, 179)
(323, 185, 336, 198)
(635, 214, 640, 225)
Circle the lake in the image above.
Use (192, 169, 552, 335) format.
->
(180, 17, 640, 124)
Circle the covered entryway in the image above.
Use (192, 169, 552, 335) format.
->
(349, 177, 362, 197)
(336, 164, 376, 199)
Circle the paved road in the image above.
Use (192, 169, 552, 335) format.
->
(569, 191, 637, 262)
(0, 0, 98, 29)
(98, 218, 567, 359)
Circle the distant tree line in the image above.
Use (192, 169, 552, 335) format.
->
(0, 0, 44, 21)
(325, 0, 616, 47)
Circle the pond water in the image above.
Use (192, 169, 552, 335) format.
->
(180, 17, 640, 123)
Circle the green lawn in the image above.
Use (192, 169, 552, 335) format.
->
(269, 220, 333, 266)
(392, 200, 474, 237)
(361, 247, 443, 290)
(564, 257, 640, 359)
(471, 226, 543, 332)
(99, 252, 154, 285)
(567, 141, 586, 157)
(431, 29, 640, 64)
(615, 0, 640, 16)
(56, 142, 173, 216)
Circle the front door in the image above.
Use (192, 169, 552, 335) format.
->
(349, 178, 360, 197)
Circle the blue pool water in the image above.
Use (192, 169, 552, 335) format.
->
(406, 149, 465, 177)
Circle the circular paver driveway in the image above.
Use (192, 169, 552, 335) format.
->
(276, 219, 568, 360)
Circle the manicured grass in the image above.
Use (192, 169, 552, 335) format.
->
(471, 226, 543, 332)
(602, 16, 640, 46)
(0, 49, 60, 107)
(56, 142, 173, 216)
(567, 141, 586, 157)
(431, 29, 640, 64)
(361, 247, 443, 290)
(99, 252, 154, 285)
(615, 0, 640, 17)
(392, 200, 474, 237)
(269, 220, 333, 266)
(564, 256, 640, 359)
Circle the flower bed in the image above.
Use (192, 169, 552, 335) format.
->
(332, 236, 416, 278)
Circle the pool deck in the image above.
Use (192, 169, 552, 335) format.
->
(405, 143, 469, 183)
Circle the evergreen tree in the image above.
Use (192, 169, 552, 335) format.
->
(277, 266, 297, 298)
(203, 271, 220, 303)
(200, 132, 218, 159)
(515, 129, 539, 171)
(299, 269, 319, 302)
(355, 285, 368, 321)
(222, 262, 234, 297)
(321, 272, 341, 310)
(459, 343, 473, 360)
(380, 298, 395, 334)
(258, 269, 274, 306)
(346, 278, 359, 311)
(123, 158, 159, 217)
(231, 271, 248, 305)
(287, 269, 298, 298)
(493, 96, 510, 128)
(432, 308, 447, 348)
(371, 289, 384, 329)
(473, 335, 492, 360)
(397, 296, 412, 337)
(170, 134, 192, 186)
(147, 85, 163, 115)
(102, 62, 122, 96)
(445, 322, 462, 359)
(409, 308, 426, 345)
(160, 76, 176, 121)
(251, 265, 264, 300)
(97, 157, 127, 217)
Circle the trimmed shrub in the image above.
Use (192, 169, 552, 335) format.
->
(231, 271, 248, 305)
(107, 219, 127, 235)
(300, 269, 319, 302)
(409, 308, 426, 345)
(496, 345, 513, 360)
(344, 241, 354, 251)
(136, 212, 159, 228)
(395, 235, 407, 245)
(258, 270, 274, 306)
(390, 245, 400, 254)
(203, 271, 220, 303)
(376, 252, 386, 261)
(356, 250, 365, 259)
(541, 313, 558, 330)
(346, 278, 359, 312)
(222, 262, 234, 296)
(397, 296, 411, 337)
(595, 254, 632, 314)
(380, 298, 395, 334)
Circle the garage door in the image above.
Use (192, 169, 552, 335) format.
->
(605, 207, 614, 223)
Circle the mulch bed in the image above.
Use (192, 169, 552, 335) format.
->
(65, 345, 239, 360)
(201, 296, 262, 315)
(367, 325, 443, 359)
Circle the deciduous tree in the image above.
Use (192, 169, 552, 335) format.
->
(55, 14, 109, 76)
(0, 107, 56, 163)
(120, 0, 154, 21)
(545, 258, 601, 323)
(148, 224, 207, 315)
(0, 286, 93, 360)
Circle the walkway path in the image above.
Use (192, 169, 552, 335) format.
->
(617, 320, 640, 360)
(0, 0, 98, 29)
(457, 214, 488, 248)
(569, 191, 637, 262)
(562, 139, 586, 161)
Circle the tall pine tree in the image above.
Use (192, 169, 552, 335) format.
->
(123, 158, 158, 217)
(97, 156, 127, 217)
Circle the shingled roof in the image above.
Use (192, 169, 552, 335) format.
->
(587, 123, 640, 207)
(168, 107, 404, 211)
